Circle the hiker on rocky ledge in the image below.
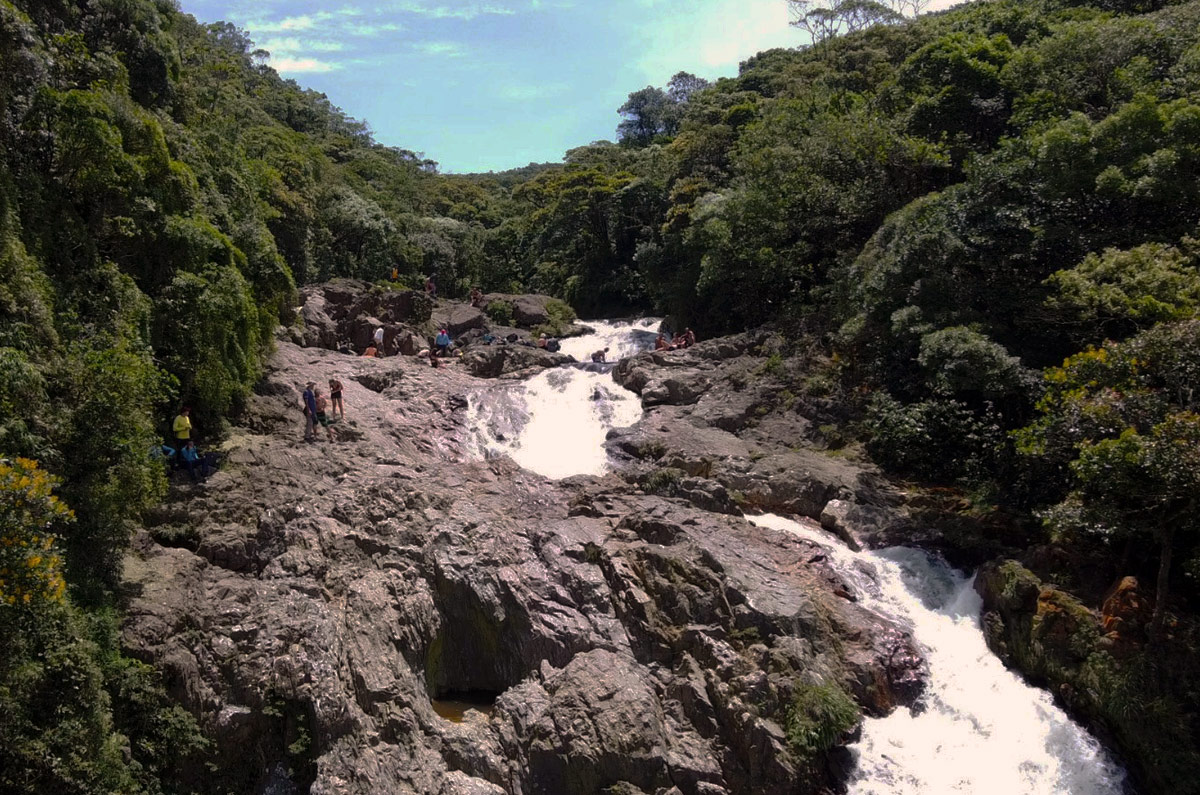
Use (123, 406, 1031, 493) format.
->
(591, 347, 609, 363)
(434, 328, 452, 357)
(469, 286, 484, 307)
(314, 389, 336, 442)
(303, 381, 318, 442)
(180, 440, 210, 482)
(172, 406, 192, 468)
(328, 378, 345, 420)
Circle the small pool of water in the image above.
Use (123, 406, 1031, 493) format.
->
(431, 693, 497, 723)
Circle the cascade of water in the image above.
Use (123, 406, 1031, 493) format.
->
(746, 514, 1126, 794)
(466, 319, 660, 479)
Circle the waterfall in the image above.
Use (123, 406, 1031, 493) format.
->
(747, 514, 1127, 794)
(466, 319, 660, 479)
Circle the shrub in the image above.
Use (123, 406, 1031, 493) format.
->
(783, 682, 860, 766)
(485, 300, 515, 326)
(865, 393, 1005, 483)
(641, 467, 685, 496)
(0, 458, 71, 609)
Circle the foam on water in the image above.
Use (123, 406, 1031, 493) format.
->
(747, 514, 1127, 795)
(467, 318, 660, 479)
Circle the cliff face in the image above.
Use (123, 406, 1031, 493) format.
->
(121, 292, 924, 795)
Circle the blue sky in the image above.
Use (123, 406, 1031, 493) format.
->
(181, 0, 959, 173)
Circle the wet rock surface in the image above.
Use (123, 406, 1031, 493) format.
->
(123, 320, 925, 794)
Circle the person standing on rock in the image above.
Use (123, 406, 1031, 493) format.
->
(328, 379, 344, 420)
(434, 328, 451, 357)
(469, 286, 484, 307)
(314, 389, 336, 442)
(303, 381, 318, 442)
(425, 276, 437, 299)
(172, 407, 192, 467)
(373, 326, 385, 355)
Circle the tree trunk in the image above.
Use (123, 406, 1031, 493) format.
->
(1150, 525, 1174, 642)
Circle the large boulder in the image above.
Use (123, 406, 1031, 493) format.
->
(482, 294, 564, 329)
(431, 304, 488, 337)
(300, 292, 341, 349)
(461, 345, 575, 378)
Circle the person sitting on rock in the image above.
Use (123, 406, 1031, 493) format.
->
(150, 443, 175, 467)
(180, 440, 210, 482)
(434, 328, 452, 357)
(314, 389, 336, 442)
(545, 337, 561, 353)
(537, 333, 548, 349)
(429, 351, 441, 369)
(591, 347, 609, 363)
(361, 345, 379, 358)
(655, 334, 669, 350)
(469, 287, 484, 307)
(328, 378, 345, 420)
(683, 328, 696, 348)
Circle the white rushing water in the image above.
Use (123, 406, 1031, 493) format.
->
(747, 514, 1127, 795)
(466, 319, 660, 479)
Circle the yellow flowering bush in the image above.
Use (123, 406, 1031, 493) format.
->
(0, 457, 72, 609)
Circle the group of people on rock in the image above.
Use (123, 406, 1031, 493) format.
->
(151, 406, 218, 484)
(302, 379, 345, 442)
(656, 328, 696, 351)
(536, 334, 562, 353)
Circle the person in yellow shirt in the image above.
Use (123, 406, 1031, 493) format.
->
(173, 407, 192, 444)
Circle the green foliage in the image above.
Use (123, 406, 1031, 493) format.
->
(0, 601, 133, 794)
(533, 298, 578, 337)
(1046, 241, 1200, 342)
(1017, 319, 1200, 632)
(641, 467, 686, 496)
(783, 681, 860, 765)
(0, 458, 70, 609)
(916, 326, 1031, 401)
(865, 393, 1006, 483)
(485, 299, 515, 326)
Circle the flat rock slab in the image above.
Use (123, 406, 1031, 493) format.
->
(123, 330, 921, 795)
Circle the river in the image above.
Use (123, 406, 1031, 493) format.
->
(465, 320, 1127, 793)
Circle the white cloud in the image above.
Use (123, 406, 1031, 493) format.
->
(413, 40, 468, 56)
(499, 81, 568, 101)
(345, 21, 403, 35)
(635, 0, 975, 85)
(270, 56, 343, 73)
(390, 1, 518, 20)
(259, 37, 347, 53)
(249, 14, 323, 33)
(635, 0, 795, 84)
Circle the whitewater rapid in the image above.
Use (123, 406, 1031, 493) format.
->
(466, 319, 1127, 793)
(466, 318, 660, 479)
(748, 514, 1126, 795)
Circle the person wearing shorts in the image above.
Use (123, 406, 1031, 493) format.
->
(328, 379, 344, 419)
(314, 390, 336, 441)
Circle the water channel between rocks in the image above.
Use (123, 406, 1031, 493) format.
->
(463, 320, 1127, 793)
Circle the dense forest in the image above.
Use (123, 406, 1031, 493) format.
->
(2, 0, 1200, 791)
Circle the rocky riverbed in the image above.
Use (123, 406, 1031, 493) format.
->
(120, 287, 953, 794)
